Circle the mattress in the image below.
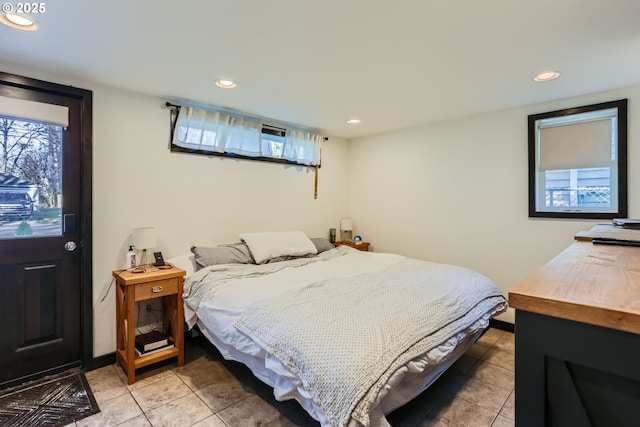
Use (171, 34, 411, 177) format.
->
(182, 247, 506, 426)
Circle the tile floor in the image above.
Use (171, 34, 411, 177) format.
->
(69, 328, 514, 427)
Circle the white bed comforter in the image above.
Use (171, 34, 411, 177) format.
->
(183, 247, 507, 427)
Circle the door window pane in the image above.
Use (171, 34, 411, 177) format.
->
(0, 117, 63, 239)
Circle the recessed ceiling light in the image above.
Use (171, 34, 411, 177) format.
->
(0, 13, 38, 31)
(533, 71, 560, 82)
(346, 118, 361, 125)
(215, 79, 237, 89)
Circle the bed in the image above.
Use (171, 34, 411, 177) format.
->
(172, 231, 507, 427)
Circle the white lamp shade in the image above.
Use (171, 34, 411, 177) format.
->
(132, 226, 156, 249)
(340, 218, 353, 231)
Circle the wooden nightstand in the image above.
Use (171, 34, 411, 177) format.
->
(112, 266, 186, 384)
(334, 241, 370, 251)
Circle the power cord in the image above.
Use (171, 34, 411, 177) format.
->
(100, 276, 115, 303)
(146, 305, 161, 325)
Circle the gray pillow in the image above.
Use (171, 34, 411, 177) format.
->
(311, 237, 335, 253)
(190, 243, 255, 269)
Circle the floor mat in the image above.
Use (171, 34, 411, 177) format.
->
(0, 370, 99, 427)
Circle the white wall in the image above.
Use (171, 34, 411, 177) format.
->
(348, 84, 639, 323)
(4, 59, 638, 355)
(1, 62, 351, 357)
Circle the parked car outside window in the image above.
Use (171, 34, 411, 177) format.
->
(0, 192, 33, 220)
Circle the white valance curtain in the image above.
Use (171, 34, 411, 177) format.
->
(283, 129, 323, 166)
(173, 106, 323, 166)
(174, 107, 263, 157)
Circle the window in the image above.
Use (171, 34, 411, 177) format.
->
(528, 99, 627, 219)
(169, 105, 324, 167)
(0, 95, 66, 238)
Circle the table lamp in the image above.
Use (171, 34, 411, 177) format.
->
(340, 218, 353, 242)
(132, 226, 156, 266)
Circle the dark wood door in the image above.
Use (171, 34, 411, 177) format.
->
(0, 73, 92, 386)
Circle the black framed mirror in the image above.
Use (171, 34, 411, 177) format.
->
(528, 99, 627, 219)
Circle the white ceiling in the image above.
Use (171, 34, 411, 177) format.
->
(1, 0, 639, 138)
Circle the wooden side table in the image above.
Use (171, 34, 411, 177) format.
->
(112, 266, 185, 384)
(334, 241, 370, 251)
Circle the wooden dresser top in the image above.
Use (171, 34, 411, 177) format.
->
(509, 228, 640, 335)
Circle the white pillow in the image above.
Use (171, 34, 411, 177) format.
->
(239, 231, 318, 264)
(165, 254, 198, 276)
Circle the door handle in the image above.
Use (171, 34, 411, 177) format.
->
(64, 241, 77, 252)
